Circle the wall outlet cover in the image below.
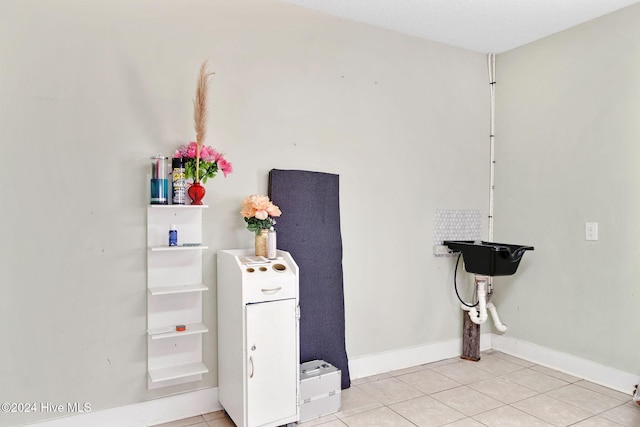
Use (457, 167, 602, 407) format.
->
(433, 245, 452, 256)
(586, 222, 598, 241)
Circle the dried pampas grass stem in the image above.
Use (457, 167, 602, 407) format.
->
(193, 60, 215, 182)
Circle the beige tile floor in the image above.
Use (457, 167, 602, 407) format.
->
(153, 350, 640, 427)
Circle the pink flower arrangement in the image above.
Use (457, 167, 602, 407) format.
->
(241, 195, 282, 234)
(174, 141, 232, 184)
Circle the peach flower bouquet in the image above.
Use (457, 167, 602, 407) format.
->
(241, 195, 282, 234)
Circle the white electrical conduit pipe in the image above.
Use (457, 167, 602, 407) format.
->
(458, 55, 509, 334)
(485, 53, 508, 334)
(488, 53, 496, 243)
(487, 53, 496, 295)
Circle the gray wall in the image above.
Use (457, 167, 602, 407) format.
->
(0, 1, 488, 425)
(494, 4, 640, 375)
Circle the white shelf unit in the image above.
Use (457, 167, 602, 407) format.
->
(148, 323, 209, 339)
(147, 205, 209, 390)
(148, 284, 209, 296)
(149, 245, 210, 252)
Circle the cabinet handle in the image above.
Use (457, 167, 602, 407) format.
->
(261, 286, 282, 294)
(249, 356, 254, 379)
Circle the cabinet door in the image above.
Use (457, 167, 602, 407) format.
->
(246, 299, 297, 426)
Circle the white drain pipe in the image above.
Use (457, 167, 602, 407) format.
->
(487, 302, 507, 332)
(460, 275, 508, 332)
(473, 277, 488, 325)
(461, 276, 488, 325)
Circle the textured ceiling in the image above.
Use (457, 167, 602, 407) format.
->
(279, 0, 640, 53)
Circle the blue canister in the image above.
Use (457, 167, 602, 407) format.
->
(169, 224, 178, 246)
(150, 155, 169, 205)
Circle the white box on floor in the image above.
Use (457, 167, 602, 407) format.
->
(299, 360, 341, 422)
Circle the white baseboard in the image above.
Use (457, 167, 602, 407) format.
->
(28, 334, 639, 426)
(349, 333, 638, 396)
(30, 387, 221, 427)
(348, 333, 492, 379)
(491, 334, 638, 394)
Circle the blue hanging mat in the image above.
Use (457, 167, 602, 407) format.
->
(268, 169, 351, 390)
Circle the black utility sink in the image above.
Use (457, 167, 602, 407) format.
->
(443, 241, 534, 276)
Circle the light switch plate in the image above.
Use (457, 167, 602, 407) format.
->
(586, 222, 598, 241)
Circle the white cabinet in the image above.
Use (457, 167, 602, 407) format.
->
(147, 205, 209, 389)
(217, 249, 300, 427)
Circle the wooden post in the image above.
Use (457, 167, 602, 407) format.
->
(461, 310, 481, 361)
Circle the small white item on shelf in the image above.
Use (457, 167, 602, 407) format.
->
(267, 227, 277, 260)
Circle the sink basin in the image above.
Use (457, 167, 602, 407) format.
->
(443, 240, 534, 276)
